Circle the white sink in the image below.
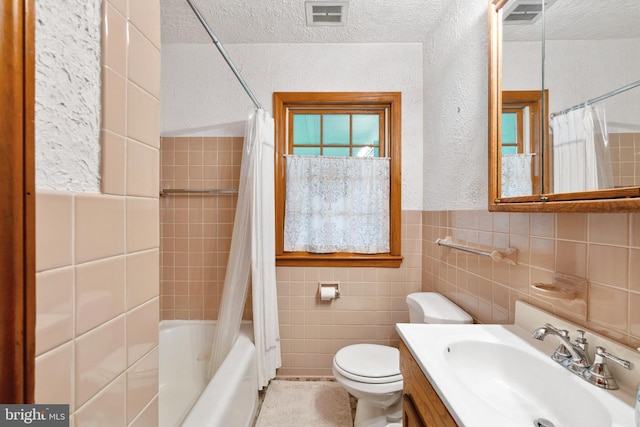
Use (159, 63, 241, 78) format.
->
(446, 340, 610, 427)
(396, 323, 635, 427)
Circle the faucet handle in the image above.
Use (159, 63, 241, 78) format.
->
(585, 346, 633, 390)
(595, 346, 633, 370)
(574, 330, 590, 365)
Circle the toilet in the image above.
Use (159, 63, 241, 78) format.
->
(332, 292, 472, 427)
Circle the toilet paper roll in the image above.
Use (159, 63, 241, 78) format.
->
(320, 286, 336, 301)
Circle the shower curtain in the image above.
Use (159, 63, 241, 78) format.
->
(208, 109, 281, 389)
(550, 105, 613, 193)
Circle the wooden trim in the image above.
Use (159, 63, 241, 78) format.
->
(0, 0, 36, 403)
(488, 0, 502, 212)
(276, 253, 403, 268)
(490, 197, 640, 213)
(273, 92, 402, 268)
(24, 0, 35, 404)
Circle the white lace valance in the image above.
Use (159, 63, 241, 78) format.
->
(502, 154, 533, 197)
(284, 155, 390, 254)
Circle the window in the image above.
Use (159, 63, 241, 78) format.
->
(291, 112, 382, 157)
(502, 90, 549, 195)
(501, 108, 523, 155)
(273, 92, 402, 267)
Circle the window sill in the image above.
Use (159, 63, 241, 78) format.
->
(276, 252, 404, 268)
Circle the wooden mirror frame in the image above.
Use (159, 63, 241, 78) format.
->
(488, 0, 640, 212)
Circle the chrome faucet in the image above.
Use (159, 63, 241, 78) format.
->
(531, 323, 633, 390)
(531, 323, 590, 371)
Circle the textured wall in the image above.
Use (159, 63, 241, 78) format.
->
(161, 42, 424, 210)
(35, 0, 102, 192)
(422, 0, 489, 211)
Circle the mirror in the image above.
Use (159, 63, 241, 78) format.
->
(489, 0, 640, 211)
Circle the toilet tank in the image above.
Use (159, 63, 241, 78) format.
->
(406, 292, 472, 324)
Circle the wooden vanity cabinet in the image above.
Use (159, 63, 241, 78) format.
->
(399, 340, 457, 427)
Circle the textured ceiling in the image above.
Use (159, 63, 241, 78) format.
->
(161, 0, 640, 45)
(504, 0, 640, 41)
(161, 0, 446, 44)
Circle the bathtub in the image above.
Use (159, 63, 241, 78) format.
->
(159, 320, 258, 427)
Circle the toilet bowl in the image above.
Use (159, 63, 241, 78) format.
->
(332, 292, 472, 427)
(333, 344, 403, 425)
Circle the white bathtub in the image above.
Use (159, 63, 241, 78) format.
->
(159, 320, 258, 427)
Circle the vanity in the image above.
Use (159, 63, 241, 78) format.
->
(396, 301, 640, 426)
(399, 339, 456, 427)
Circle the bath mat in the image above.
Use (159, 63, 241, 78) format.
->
(255, 380, 353, 427)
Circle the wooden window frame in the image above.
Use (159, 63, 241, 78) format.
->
(273, 92, 403, 268)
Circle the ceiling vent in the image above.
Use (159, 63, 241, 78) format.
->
(503, 0, 557, 25)
(305, 1, 349, 27)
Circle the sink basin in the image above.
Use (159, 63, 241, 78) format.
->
(445, 340, 610, 427)
(396, 323, 635, 427)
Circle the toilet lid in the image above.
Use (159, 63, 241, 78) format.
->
(334, 344, 402, 384)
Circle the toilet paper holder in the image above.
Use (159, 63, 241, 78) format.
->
(318, 281, 341, 300)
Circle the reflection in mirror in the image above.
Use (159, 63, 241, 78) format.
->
(500, 0, 640, 197)
(501, 90, 547, 197)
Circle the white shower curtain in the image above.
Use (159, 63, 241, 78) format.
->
(208, 109, 281, 390)
(551, 105, 613, 193)
(250, 110, 281, 389)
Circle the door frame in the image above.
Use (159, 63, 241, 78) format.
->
(0, 0, 36, 403)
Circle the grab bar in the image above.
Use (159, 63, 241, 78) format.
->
(436, 236, 517, 265)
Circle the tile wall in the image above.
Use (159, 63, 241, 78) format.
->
(158, 131, 640, 377)
(158, 132, 640, 376)
(608, 133, 640, 187)
(159, 136, 245, 320)
(422, 210, 640, 349)
(157, 138, 421, 370)
(275, 210, 423, 377)
(159, 135, 421, 376)
(34, 1, 161, 425)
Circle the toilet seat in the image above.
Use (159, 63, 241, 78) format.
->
(333, 344, 402, 384)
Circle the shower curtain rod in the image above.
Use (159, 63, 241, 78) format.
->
(186, 0, 263, 110)
(550, 79, 640, 118)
